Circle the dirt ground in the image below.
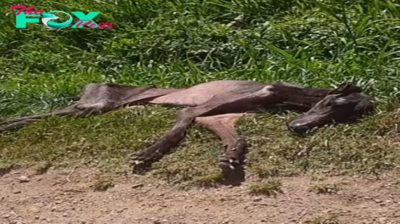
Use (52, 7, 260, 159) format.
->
(1, 168, 400, 224)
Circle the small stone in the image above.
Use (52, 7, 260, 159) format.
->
(378, 217, 387, 223)
(253, 197, 262, 202)
(29, 206, 40, 214)
(13, 190, 22, 194)
(63, 213, 68, 217)
(116, 208, 125, 213)
(17, 175, 30, 183)
(132, 184, 144, 189)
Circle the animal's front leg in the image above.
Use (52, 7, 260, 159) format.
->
(129, 113, 194, 173)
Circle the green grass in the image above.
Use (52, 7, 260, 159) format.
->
(1, 0, 400, 186)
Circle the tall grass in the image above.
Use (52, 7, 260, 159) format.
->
(0, 0, 399, 117)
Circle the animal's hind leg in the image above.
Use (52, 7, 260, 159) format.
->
(195, 113, 249, 173)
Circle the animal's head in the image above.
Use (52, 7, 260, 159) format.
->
(287, 83, 375, 134)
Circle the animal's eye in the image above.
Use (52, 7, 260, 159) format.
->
(334, 97, 347, 106)
(326, 101, 335, 107)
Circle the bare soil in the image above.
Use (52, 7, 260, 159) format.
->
(2, 168, 400, 224)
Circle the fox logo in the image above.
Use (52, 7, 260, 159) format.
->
(41, 11, 72, 29)
(10, 6, 113, 29)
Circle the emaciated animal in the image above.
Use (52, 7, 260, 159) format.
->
(0, 80, 375, 174)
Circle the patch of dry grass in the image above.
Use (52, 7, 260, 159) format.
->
(92, 174, 115, 191)
(33, 161, 53, 175)
(309, 182, 342, 195)
(248, 179, 283, 196)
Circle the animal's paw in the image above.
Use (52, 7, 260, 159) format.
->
(217, 154, 242, 173)
(129, 153, 150, 174)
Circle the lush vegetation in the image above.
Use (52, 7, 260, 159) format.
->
(1, 0, 400, 186)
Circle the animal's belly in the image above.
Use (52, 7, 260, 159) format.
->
(149, 80, 265, 106)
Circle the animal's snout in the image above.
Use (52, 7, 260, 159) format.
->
(287, 121, 312, 135)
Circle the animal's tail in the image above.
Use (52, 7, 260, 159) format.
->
(0, 106, 80, 133)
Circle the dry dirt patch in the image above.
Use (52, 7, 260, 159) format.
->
(1, 168, 400, 224)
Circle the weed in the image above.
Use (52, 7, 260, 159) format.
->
(192, 172, 224, 188)
(33, 161, 52, 175)
(0, 163, 15, 176)
(310, 183, 341, 195)
(92, 174, 115, 191)
(248, 179, 283, 196)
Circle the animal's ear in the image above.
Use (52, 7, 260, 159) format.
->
(328, 83, 362, 96)
(354, 97, 375, 115)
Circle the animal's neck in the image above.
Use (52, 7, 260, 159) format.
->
(273, 84, 331, 110)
